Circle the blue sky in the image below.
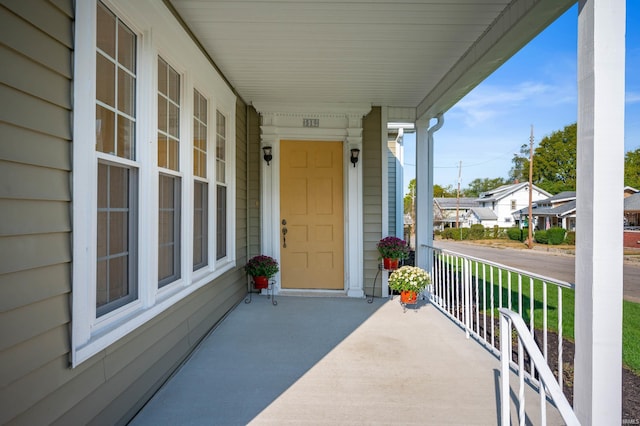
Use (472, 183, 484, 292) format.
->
(403, 2, 639, 193)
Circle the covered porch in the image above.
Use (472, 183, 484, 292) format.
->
(130, 295, 563, 425)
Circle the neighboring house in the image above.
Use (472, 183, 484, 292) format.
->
(433, 197, 478, 230)
(0, 1, 626, 425)
(624, 192, 640, 248)
(624, 186, 640, 198)
(625, 192, 640, 229)
(515, 191, 577, 231)
(465, 207, 499, 228)
(516, 187, 638, 232)
(475, 183, 552, 228)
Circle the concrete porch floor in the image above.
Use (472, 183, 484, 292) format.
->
(129, 295, 564, 425)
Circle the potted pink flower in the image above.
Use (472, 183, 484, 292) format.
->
(244, 255, 279, 289)
(376, 236, 410, 270)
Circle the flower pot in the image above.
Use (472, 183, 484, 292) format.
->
(252, 275, 269, 289)
(400, 290, 417, 304)
(383, 258, 399, 270)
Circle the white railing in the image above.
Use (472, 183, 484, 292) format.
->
(500, 308, 580, 425)
(425, 245, 576, 421)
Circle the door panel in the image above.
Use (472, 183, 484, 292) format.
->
(280, 140, 344, 289)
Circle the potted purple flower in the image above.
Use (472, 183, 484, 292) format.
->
(376, 236, 409, 270)
(244, 255, 279, 289)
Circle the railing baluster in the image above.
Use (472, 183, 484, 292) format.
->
(508, 270, 512, 311)
(490, 265, 495, 348)
(558, 286, 563, 391)
(518, 334, 525, 425)
(482, 263, 487, 343)
(475, 261, 479, 335)
(543, 281, 548, 362)
(529, 276, 535, 381)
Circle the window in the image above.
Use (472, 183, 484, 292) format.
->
(157, 57, 181, 287)
(193, 89, 208, 270)
(511, 199, 517, 210)
(95, 2, 138, 316)
(216, 110, 227, 260)
(73, 0, 236, 367)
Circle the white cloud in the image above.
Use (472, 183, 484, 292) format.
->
(451, 81, 572, 127)
(626, 91, 640, 104)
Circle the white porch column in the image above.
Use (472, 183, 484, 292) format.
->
(574, 1, 625, 424)
(415, 114, 443, 270)
(346, 114, 364, 298)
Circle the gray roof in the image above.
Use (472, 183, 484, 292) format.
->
(514, 200, 576, 217)
(542, 191, 576, 204)
(625, 193, 640, 211)
(476, 182, 551, 203)
(469, 207, 498, 221)
(434, 197, 478, 209)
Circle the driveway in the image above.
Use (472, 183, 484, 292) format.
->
(435, 240, 640, 303)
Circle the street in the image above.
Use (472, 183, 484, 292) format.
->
(434, 240, 640, 303)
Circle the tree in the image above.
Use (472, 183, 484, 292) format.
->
(625, 148, 640, 189)
(434, 183, 456, 198)
(509, 143, 529, 183)
(403, 179, 416, 215)
(532, 123, 577, 194)
(464, 177, 506, 197)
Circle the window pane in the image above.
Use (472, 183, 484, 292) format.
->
(158, 133, 168, 169)
(97, 2, 116, 58)
(117, 115, 135, 160)
(193, 181, 208, 270)
(159, 174, 181, 286)
(216, 159, 225, 183)
(158, 58, 168, 96)
(96, 54, 115, 107)
(168, 103, 180, 138)
(109, 211, 127, 254)
(118, 68, 135, 116)
(97, 162, 137, 315)
(168, 66, 180, 104)
(117, 21, 136, 73)
(168, 139, 179, 171)
(216, 185, 226, 260)
(96, 105, 115, 154)
(158, 95, 167, 133)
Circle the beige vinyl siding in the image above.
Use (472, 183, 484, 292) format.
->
(362, 107, 383, 297)
(0, 1, 75, 423)
(0, 1, 248, 424)
(247, 106, 262, 258)
(236, 99, 248, 264)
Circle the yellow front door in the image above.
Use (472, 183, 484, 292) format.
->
(280, 140, 344, 290)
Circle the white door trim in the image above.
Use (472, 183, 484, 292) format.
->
(253, 103, 371, 297)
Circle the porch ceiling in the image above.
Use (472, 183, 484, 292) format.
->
(167, 0, 575, 118)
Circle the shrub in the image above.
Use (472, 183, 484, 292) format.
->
(492, 225, 500, 239)
(443, 227, 469, 240)
(565, 231, 576, 245)
(469, 224, 485, 240)
(534, 230, 548, 244)
(547, 227, 567, 245)
(507, 227, 522, 241)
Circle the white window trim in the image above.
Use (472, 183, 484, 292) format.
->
(71, 0, 236, 367)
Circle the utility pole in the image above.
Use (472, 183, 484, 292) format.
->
(527, 125, 534, 249)
(455, 161, 462, 232)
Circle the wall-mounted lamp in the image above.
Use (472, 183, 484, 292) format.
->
(350, 148, 360, 167)
(262, 146, 273, 165)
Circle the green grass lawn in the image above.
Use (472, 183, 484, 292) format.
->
(440, 259, 640, 374)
